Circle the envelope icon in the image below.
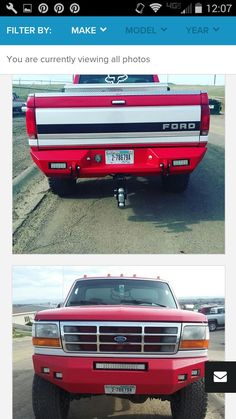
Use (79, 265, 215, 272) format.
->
(213, 371, 227, 383)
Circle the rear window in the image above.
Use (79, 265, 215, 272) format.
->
(78, 75, 154, 84)
(66, 278, 177, 308)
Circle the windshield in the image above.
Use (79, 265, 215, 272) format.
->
(78, 75, 154, 84)
(65, 279, 177, 308)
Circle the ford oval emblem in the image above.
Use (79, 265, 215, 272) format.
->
(114, 335, 127, 344)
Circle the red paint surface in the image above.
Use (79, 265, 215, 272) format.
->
(34, 93, 203, 108)
(35, 305, 206, 323)
(33, 355, 206, 394)
(26, 83, 209, 180)
(30, 145, 207, 178)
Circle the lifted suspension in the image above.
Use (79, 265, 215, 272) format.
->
(113, 175, 127, 208)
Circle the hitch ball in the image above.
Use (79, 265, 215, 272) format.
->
(118, 188, 125, 208)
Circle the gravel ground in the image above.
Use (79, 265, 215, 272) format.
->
(13, 115, 32, 178)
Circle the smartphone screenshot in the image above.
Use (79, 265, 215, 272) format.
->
(0, 1, 235, 418)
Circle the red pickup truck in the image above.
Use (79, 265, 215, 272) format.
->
(26, 74, 210, 207)
(32, 276, 209, 419)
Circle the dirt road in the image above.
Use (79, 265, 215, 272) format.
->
(13, 332, 225, 419)
(13, 115, 224, 254)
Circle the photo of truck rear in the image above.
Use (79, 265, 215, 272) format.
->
(26, 74, 210, 208)
(32, 276, 209, 419)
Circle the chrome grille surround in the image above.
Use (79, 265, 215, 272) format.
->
(60, 321, 181, 357)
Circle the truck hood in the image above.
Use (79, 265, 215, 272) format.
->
(35, 306, 207, 323)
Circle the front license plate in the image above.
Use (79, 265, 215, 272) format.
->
(104, 385, 136, 394)
(105, 150, 134, 164)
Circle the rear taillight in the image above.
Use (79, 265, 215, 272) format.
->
(26, 95, 37, 139)
(200, 93, 210, 136)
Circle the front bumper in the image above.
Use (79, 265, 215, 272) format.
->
(33, 355, 206, 395)
(30, 145, 207, 178)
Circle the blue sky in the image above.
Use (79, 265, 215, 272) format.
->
(12, 266, 225, 303)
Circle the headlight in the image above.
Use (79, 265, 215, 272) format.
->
(32, 322, 61, 348)
(179, 324, 209, 350)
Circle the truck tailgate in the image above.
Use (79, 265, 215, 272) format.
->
(29, 84, 205, 148)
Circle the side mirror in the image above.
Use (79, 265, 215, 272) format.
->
(57, 302, 63, 308)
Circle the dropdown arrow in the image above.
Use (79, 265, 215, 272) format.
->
(161, 28, 167, 32)
(213, 27, 220, 32)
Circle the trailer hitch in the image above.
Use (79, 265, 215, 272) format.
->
(113, 175, 127, 208)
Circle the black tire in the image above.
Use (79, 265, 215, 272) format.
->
(32, 374, 70, 419)
(162, 173, 190, 193)
(48, 177, 76, 197)
(209, 99, 222, 115)
(209, 321, 217, 332)
(171, 378, 207, 419)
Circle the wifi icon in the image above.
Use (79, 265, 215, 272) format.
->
(150, 3, 163, 13)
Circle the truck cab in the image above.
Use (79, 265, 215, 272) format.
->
(32, 276, 209, 419)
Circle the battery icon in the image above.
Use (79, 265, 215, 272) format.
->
(195, 3, 202, 13)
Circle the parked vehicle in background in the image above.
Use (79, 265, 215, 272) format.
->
(198, 305, 218, 315)
(32, 276, 209, 419)
(25, 74, 210, 208)
(209, 98, 222, 115)
(207, 306, 225, 331)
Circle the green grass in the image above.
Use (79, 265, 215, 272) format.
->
(13, 328, 32, 338)
(13, 83, 64, 100)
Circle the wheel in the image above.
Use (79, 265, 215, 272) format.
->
(162, 174, 190, 193)
(32, 374, 70, 419)
(171, 378, 207, 419)
(209, 99, 222, 115)
(209, 321, 217, 332)
(48, 177, 76, 197)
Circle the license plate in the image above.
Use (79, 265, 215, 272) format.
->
(105, 150, 134, 164)
(104, 385, 136, 394)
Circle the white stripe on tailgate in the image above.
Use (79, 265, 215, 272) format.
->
(36, 106, 201, 125)
(38, 131, 198, 140)
(37, 135, 200, 147)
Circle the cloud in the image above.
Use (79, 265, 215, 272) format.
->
(12, 266, 225, 303)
